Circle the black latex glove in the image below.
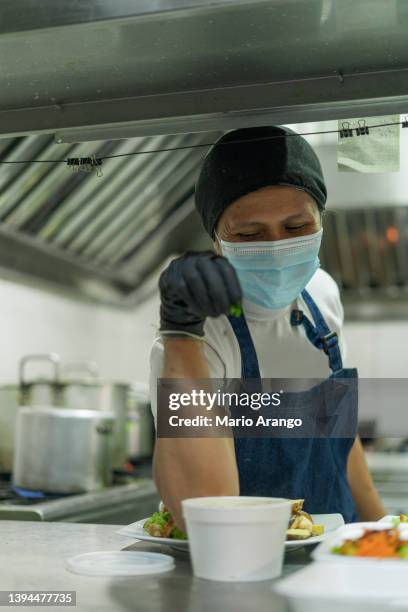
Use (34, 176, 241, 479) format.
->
(159, 251, 242, 337)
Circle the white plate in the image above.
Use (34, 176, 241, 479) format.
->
(274, 561, 408, 612)
(116, 513, 344, 552)
(117, 519, 189, 550)
(312, 520, 408, 565)
(379, 515, 407, 524)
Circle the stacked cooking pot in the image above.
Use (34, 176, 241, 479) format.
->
(0, 354, 154, 493)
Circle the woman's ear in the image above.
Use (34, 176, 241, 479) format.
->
(319, 209, 325, 228)
(213, 229, 222, 254)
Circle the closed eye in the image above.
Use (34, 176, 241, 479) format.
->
(236, 232, 261, 239)
(285, 225, 307, 232)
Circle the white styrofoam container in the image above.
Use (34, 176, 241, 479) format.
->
(274, 562, 408, 612)
(312, 521, 408, 566)
(181, 496, 292, 582)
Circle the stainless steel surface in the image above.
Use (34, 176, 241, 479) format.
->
(19, 353, 63, 406)
(127, 384, 154, 460)
(13, 407, 114, 493)
(0, 479, 159, 523)
(60, 384, 129, 468)
(57, 367, 153, 466)
(0, 385, 20, 473)
(62, 361, 100, 381)
(0, 1, 408, 139)
(0, 354, 154, 473)
(19, 352, 61, 386)
(0, 353, 65, 474)
(0, 520, 307, 611)
(0, 132, 211, 304)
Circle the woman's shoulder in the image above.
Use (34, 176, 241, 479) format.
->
(307, 267, 341, 298)
(303, 268, 344, 329)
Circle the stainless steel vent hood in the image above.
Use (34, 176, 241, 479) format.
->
(0, 0, 408, 141)
(0, 132, 215, 304)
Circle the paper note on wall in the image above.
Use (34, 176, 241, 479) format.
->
(337, 115, 400, 173)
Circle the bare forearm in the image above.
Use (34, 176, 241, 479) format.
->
(154, 437, 238, 530)
(154, 337, 239, 529)
(347, 436, 385, 521)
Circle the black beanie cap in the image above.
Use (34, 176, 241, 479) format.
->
(194, 125, 327, 239)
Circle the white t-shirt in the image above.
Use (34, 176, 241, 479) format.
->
(149, 268, 347, 423)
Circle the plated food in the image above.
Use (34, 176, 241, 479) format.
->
(118, 512, 341, 551)
(143, 498, 324, 542)
(331, 526, 408, 559)
(143, 502, 187, 540)
(287, 499, 324, 540)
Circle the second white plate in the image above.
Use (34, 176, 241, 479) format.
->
(116, 513, 344, 551)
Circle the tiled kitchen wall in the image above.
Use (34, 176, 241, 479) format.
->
(344, 321, 408, 378)
(0, 277, 160, 385)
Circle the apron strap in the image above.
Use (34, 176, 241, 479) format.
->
(290, 289, 343, 374)
(227, 313, 261, 379)
(228, 288, 344, 378)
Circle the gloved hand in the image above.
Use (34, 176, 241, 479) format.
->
(159, 251, 242, 337)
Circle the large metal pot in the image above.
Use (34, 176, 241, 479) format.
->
(0, 354, 154, 474)
(57, 363, 154, 466)
(0, 353, 62, 473)
(127, 382, 155, 461)
(13, 406, 114, 493)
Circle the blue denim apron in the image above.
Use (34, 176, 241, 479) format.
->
(227, 288, 358, 523)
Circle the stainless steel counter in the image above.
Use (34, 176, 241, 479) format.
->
(0, 521, 311, 611)
(0, 479, 160, 524)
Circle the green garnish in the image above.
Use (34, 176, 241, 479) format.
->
(398, 545, 408, 559)
(143, 511, 172, 530)
(331, 542, 358, 556)
(144, 510, 188, 540)
(171, 527, 188, 540)
(229, 304, 242, 317)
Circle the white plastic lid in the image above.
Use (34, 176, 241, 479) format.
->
(66, 551, 175, 576)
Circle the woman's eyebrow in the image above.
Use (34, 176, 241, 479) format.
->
(230, 221, 264, 231)
(283, 213, 311, 222)
(232, 214, 310, 230)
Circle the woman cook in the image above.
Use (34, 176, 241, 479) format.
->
(149, 126, 384, 529)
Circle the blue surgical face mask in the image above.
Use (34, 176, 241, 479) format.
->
(218, 229, 323, 310)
